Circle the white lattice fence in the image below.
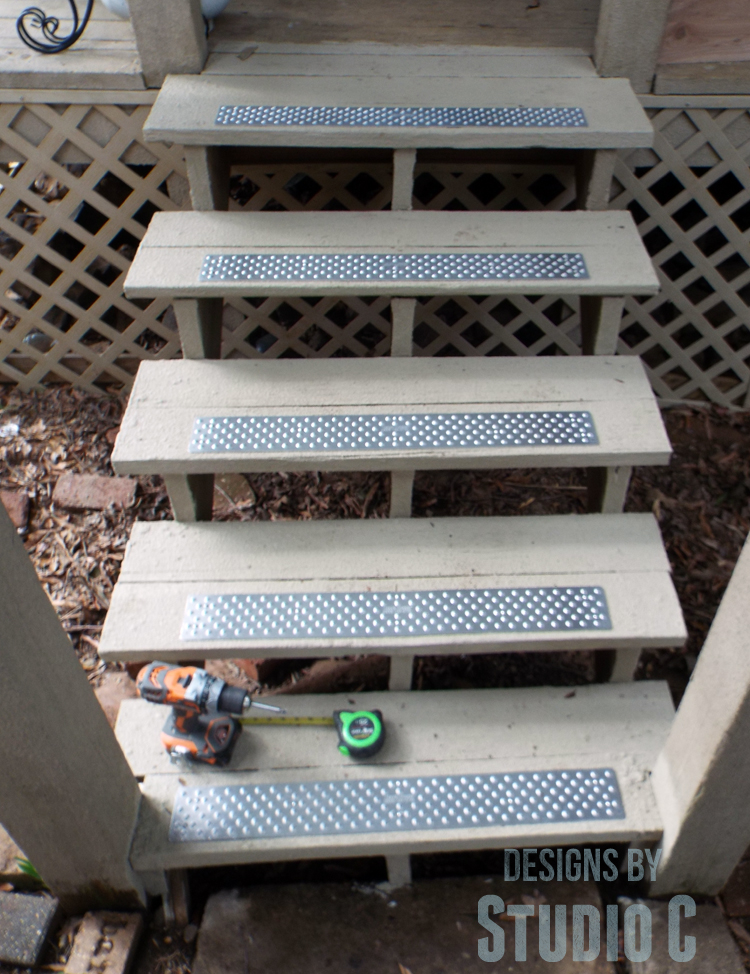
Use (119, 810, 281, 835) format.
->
(1, 99, 750, 407)
(614, 108, 750, 407)
(0, 101, 189, 393)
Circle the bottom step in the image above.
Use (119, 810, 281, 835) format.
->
(120, 683, 673, 872)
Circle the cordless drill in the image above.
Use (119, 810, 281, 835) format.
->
(136, 662, 284, 765)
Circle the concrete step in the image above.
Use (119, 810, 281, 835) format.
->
(124, 210, 659, 301)
(111, 356, 671, 478)
(144, 68, 652, 150)
(121, 682, 673, 873)
(98, 513, 686, 663)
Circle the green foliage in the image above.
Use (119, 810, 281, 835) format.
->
(15, 857, 43, 882)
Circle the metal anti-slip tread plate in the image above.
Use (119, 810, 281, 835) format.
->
(214, 105, 589, 129)
(188, 411, 599, 454)
(168, 768, 625, 843)
(180, 587, 612, 641)
(200, 252, 589, 284)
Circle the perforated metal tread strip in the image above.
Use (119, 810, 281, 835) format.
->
(200, 252, 589, 284)
(215, 105, 588, 129)
(169, 767, 624, 843)
(189, 411, 598, 454)
(181, 586, 612, 642)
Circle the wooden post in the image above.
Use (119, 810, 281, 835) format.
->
(0, 505, 145, 912)
(651, 535, 750, 895)
(594, 0, 672, 93)
(580, 296, 624, 356)
(389, 298, 417, 520)
(392, 149, 416, 211)
(184, 147, 230, 212)
(128, 0, 207, 88)
(174, 299, 223, 360)
(389, 656, 414, 691)
(576, 149, 617, 211)
(163, 474, 214, 522)
(587, 465, 633, 514)
(386, 854, 412, 888)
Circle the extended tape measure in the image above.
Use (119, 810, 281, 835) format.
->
(240, 709, 385, 758)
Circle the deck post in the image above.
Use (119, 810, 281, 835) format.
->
(0, 505, 145, 912)
(651, 535, 750, 894)
(128, 0, 207, 88)
(594, 0, 672, 93)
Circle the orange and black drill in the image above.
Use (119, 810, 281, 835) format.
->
(136, 662, 285, 765)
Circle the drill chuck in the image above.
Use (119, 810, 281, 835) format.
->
(216, 684, 250, 715)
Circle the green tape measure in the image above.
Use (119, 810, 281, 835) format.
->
(240, 709, 385, 759)
(334, 710, 385, 758)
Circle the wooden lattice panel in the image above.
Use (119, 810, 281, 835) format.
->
(613, 108, 750, 407)
(0, 102, 188, 392)
(223, 161, 580, 361)
(1, 100, 750, 407)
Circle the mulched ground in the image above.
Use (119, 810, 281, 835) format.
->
(1, 385, 750, 974)
(1, 385, 748, 699)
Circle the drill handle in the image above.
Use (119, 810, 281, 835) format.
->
(136, 662, 170, 704)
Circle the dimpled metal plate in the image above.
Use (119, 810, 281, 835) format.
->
(180, 586, 612, 641)
(215, 105, 588, 128)
(168, 768, 625, 843)
(200, 252, 589, 284)
(189, 411, 598, 454)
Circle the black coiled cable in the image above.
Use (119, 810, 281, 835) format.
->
(16, 0, 94, 54)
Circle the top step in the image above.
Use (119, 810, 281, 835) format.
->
(144, 61, 653, 150)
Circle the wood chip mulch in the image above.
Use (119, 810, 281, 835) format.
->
(0, 384, 748, 700)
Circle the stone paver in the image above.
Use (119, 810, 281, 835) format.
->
(0, 891, 59, 966)
(625, 899, 745, 973)
(193, 878, 615, 974)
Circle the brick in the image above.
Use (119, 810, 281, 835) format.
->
(65, 912, 143, 974)
(52, 474, 136, 511)
(0, 491, 29, 530)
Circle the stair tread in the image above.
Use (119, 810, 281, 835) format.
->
(203, 45, 599, 80)
(98, 514, 686, 661)
(113, 357, 671, 475)
(125, 211, 659, 299)
(144, 73, 652, 149)
(124, 683, 672, 869)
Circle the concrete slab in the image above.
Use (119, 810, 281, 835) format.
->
(193, 877, 615, 974)
(0, 891, 59, 966)
(624, 900, 745, 973)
